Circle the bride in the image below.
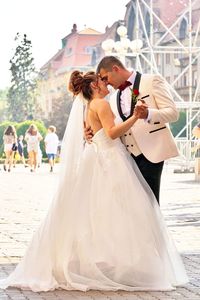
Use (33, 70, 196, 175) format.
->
(0, 70, 188, 292)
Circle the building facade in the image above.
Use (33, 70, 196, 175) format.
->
(37, 1, 200, 122)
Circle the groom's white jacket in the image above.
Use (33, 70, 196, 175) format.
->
(109, 74, 179, 163)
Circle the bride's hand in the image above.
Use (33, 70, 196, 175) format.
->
(84, 121, 94, 143)
(134, 100, 148, 119)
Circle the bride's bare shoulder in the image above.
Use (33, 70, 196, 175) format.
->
(95, 98, 109, 107)
(90, 98, 109, 110)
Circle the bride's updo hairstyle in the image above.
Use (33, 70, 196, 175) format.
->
(69, 70, 97, 101)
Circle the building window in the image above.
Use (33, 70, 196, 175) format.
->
(66, 47, 72, 55)
(193, 71, 197, 86)
(174, 52, 179, 59)
(156, 53, 161, 66)
(174, 75, 178, 87)
(85, 46, 96, 54)
(166, 54, 170, 64)
(127, 5, 135, 40)
(145, 12, 150, 37)
(183, 73, 188, 86)
(91, 50, 97, 66)
(179, 18, 187, 40)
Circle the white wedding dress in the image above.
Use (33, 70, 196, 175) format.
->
(0, 97, 188, 292)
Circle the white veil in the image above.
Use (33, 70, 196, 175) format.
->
(58, 94, 85, 183)
(0, 93, 88, 290)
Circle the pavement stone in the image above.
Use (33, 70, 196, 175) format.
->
(0, 163, 200, 299)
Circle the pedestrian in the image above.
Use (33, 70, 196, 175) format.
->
(3, 125, 17, 172)
(25, 124, 43, 172)
(44, 125, 59, 172)
(15, 135, 29, 167)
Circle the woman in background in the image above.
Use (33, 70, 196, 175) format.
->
(3, 125, 17, 172)
(44, 125, 59, 172)
(13, 135, 29, 168)
(25, 124, 42, 172)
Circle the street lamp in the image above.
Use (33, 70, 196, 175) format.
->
(101, 25, 143, 65)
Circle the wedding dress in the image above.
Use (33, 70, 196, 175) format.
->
(0, 96, 188, 292)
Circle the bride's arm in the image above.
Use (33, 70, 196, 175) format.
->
(97, 100, 138, 140)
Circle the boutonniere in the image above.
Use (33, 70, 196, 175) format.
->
(130, 88, 140, 105)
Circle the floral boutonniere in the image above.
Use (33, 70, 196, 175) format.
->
(130, 88, 140, 105)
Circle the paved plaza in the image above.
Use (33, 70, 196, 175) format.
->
(0, 163, 199, 299)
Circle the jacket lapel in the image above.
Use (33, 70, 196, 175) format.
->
(117, 72, 142, 121)
(117, 90, 127, 121)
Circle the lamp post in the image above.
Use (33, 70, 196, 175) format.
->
(101, 25, 143, 66)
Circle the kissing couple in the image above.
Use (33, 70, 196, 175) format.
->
(0, 56, 188, 292)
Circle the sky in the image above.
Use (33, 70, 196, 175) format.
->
(0, 0, 128, 90)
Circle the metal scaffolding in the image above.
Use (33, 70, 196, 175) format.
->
(125, 0, 200, 167)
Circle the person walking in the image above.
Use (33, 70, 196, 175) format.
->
(44, 126, 59, 172)
(25, 124, 42, 172)
(15, 135, 29, 167)
(3, 125, 17, 172)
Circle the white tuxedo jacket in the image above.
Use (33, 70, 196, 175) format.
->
(109, 74, 179, 163)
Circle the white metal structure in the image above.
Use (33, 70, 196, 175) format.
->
(102, 0, 200, 167)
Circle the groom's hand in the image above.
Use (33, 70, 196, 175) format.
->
(134, 100, 148, 119)
(84, 121, 94, 143)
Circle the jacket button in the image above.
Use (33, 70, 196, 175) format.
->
(131, 145, 133, 147)
(129, 133, 131, 135)
(124, 134, 127, 136)
(127, 145, 129, 147)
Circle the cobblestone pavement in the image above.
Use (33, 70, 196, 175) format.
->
(0, 163, 199, 299)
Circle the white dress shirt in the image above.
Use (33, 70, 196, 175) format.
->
(120, 71, 151, 121)
(120, 72, 136, 117)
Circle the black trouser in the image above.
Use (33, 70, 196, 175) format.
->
(131, 154, 164, 204)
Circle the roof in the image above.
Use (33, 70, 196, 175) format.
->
(78, 28, 102, 35)
(40, 49, 64, 70)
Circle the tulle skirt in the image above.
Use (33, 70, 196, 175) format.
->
(0, 129, 188, 292)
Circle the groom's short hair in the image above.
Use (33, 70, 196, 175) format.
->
(96, 56, 125, 73)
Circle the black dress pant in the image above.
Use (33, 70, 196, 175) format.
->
(131, 153, 164, 204)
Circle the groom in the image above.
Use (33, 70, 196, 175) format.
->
(86, 56, 179, 203)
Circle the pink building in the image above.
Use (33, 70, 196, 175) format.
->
(38, 24, 104, 116)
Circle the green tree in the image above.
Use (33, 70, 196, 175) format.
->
(7, 33, 37, 122)
(0, 88, 8, 122)
(45, 88, 73, 139)
(170, 110, 186, 137)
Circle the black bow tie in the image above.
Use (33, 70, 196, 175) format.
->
(118, 81, 132, 91)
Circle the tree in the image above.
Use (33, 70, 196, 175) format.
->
(0, 88, 8, 122)
(170, 110, 186, 137)
(7, 33, 38, 122)
(45, 88, 73, 140)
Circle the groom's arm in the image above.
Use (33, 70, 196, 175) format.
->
(147, 75, 179, 124)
